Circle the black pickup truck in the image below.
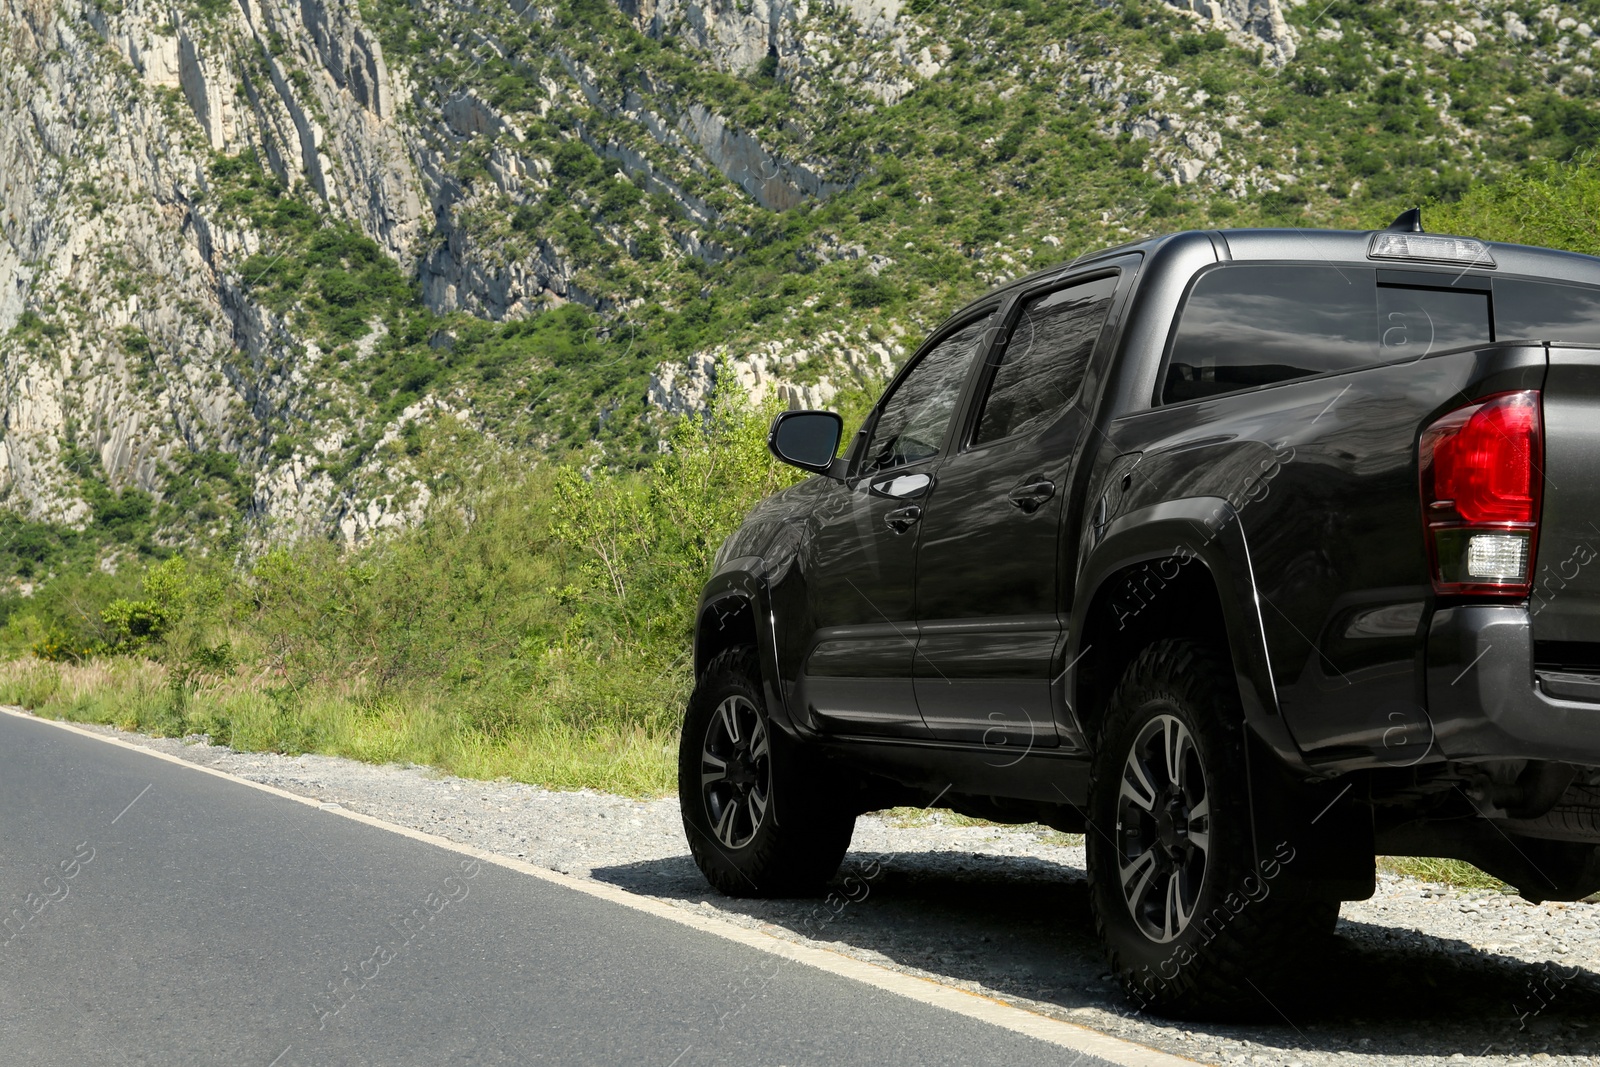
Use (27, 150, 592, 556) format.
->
(676, 213, 1600, 1015)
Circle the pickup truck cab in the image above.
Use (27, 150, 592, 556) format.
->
(677, 213, 1600, 1015)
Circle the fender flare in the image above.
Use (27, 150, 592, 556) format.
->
(1067, 496, 1307, 772)
(693, 558, 797, 734)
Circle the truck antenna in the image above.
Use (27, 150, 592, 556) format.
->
(1385, 208, 1424, 233)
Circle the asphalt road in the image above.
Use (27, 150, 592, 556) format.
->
(0, 713, 1127, 1067)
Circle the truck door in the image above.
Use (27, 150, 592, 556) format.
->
(912, 273, 1123, 749)
(798, 312, 994, 738)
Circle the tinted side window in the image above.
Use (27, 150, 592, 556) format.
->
(1495, 278, 1600, 344)
(973, 274, 1118, 445)
(863, 315, 991, 474)
(1165, 265, 1377, 403)
(1164, 265, 1493, 404)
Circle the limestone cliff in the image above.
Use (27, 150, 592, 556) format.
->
(0, 0, 429, 541)
(0, 0, 892, 544)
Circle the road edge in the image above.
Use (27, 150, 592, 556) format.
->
(0, 705, 1200, 1067)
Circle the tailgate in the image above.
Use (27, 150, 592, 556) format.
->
(1532, 345, 1600, 663)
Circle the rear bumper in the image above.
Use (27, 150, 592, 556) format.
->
(1427, 605, 1600, 763)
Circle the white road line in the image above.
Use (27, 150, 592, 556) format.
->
(1, 706, 1201, 1067)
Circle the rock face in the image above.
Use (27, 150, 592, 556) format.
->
(1164, 0, 1298, 66)
(399, 0, 887, 319)
(0, 0, 883, 541)
(617, 0, 920, 103)
(0, 0, 436, 541)
(649, 331, 897, 419)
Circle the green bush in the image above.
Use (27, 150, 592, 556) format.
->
(848, 273, 898, 308)
(1428, 151, 1600, 254)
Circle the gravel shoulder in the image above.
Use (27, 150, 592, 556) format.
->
(40, 714, 1600, 1067)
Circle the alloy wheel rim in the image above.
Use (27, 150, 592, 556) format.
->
(1115, 713, 1211, 944)
(700, 695, 771, 850)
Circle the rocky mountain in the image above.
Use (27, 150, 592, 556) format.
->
(1, 0, 1596, 558)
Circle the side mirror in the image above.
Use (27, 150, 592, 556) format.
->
(768, 410, 844, 477)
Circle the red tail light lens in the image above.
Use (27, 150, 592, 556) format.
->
(1419, 390, 1542, 597)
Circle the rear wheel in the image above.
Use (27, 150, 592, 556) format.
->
(1087, 639, 1338, 1017)
(679, 646, 855, 897)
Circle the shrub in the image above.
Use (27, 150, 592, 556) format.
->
(1428, 152, 1600, 255)
(848, 273, 898, 308)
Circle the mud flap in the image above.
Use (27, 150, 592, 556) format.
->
(1245, 731, 1376, 901)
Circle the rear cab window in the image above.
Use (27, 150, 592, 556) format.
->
(1161, 264, 1493, 404)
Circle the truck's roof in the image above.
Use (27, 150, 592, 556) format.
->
(988, 226, 1600, 300)
(1213, 228, 1600, 286)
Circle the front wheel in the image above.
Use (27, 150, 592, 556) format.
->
(1087, 639, 1338, 1018)
(679, 646, 855, 897)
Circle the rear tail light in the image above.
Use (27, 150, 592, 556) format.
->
(1419, 390, 1542, 597)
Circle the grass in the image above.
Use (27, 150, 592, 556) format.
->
(1378, 856, 1512, 892)
(0, 658, 678, 795)
(877, 807, 997, 829)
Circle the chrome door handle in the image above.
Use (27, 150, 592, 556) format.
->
(885, 505, 923, 533)
(870, 472, 933, 499)
(1007, 479, 1056, 514)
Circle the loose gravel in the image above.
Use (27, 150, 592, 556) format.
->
(45, 716, 1600, 1067)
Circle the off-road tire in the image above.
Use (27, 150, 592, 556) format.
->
(1086, 639, 1339, 1018)
(679, 646, 855, 897)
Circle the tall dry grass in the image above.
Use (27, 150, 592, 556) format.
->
(0, 656, 677, 794)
